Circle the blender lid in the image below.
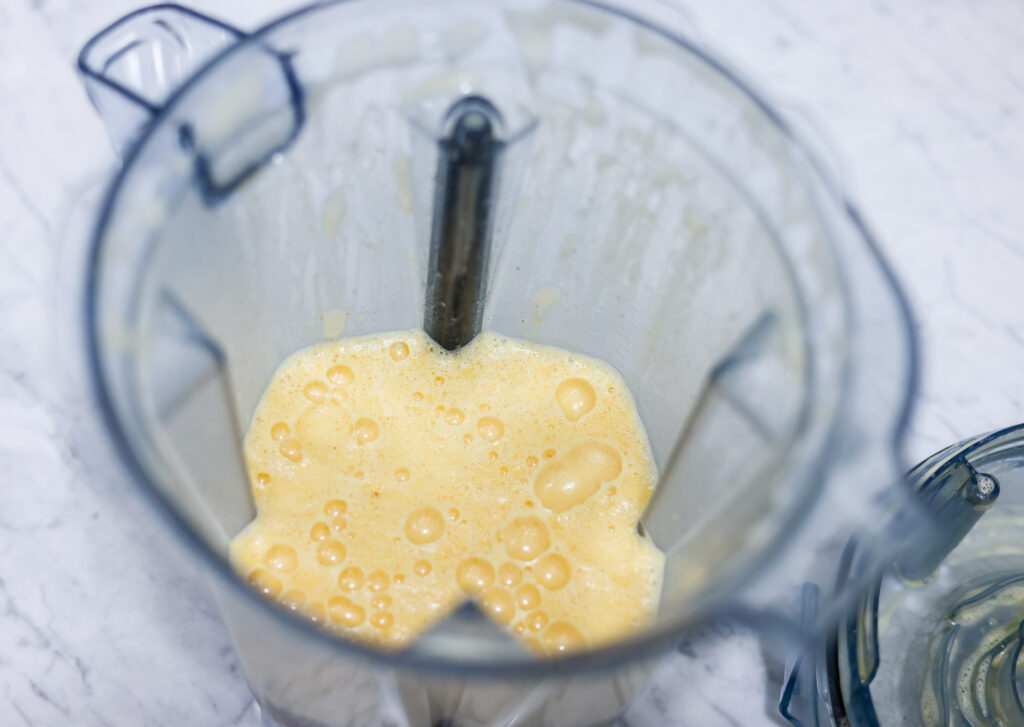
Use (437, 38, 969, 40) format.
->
(780, 422, 1024, 727)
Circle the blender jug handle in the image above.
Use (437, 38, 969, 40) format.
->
(77, 4, 244, 156)
(78, 4, 304, 200)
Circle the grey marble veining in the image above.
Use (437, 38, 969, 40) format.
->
(1, 0, 1022, 725)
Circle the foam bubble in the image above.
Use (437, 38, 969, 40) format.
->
(534, 553, 571, 590)
(310, 522, 330, 541)
(368, 570, 390, 592)
(389, 342, 409, 361)
(477, 417, 505, 442)
(414, 560, 432, 577)
(324, 500, 347, 517)
(338, 567, 364, 591)
(271, 422, 290, 441)
(555, 378, 596, 421)
(263, 544, 298, 572)
(404, 507, 444, 544)
(370, 611, 394, 629)
(502, 517, 551, 561)
(533, 441, 622, 512)
(280, 589, 306, 610)
(353, 418, 379, 444)
(543, 621, 585, 653)
(445, 408, 465, 426)
(516, 583, 542, 610)
(248, 568, 282, 598)
(304, 380, 328, 404)
(456, 557, 494, 594)
(327, 365, 354, 386)
(395, 468, 410, 482)
(316, 540, 346, 566)
(527, 611, 549, 632)
(498, 563, 523, 587)
(328, 595, 365, 627)
(280, 440, 303, 462)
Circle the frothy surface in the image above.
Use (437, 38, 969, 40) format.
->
(230, 331, 663, 655)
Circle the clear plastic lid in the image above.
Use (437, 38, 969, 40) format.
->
(781, 423, 1024, 727)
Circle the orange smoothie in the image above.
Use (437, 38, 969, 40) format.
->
(230, 331, 663, 655)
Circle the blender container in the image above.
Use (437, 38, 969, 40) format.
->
(78, 1, 923, 725)
(780, 423, 1024, 727)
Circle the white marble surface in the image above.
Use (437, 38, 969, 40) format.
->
(1, 0, 1022, 725)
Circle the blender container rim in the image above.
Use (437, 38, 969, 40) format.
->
(81, 0, 920, 678)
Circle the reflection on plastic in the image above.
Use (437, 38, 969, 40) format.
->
(141, 289, 254, 547)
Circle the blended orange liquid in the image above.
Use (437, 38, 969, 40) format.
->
(230, 331, 663, 655)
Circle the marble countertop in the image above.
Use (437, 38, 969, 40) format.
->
(2, 0, 1022, 725)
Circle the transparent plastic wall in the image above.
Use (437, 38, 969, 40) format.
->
(83, 1, 918, 725)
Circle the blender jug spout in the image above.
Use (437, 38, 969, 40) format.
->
(77, 4, 244, 156)
(77, 3, 304, 202)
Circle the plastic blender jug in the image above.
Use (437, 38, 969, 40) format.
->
(77, 1, 923, 725)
